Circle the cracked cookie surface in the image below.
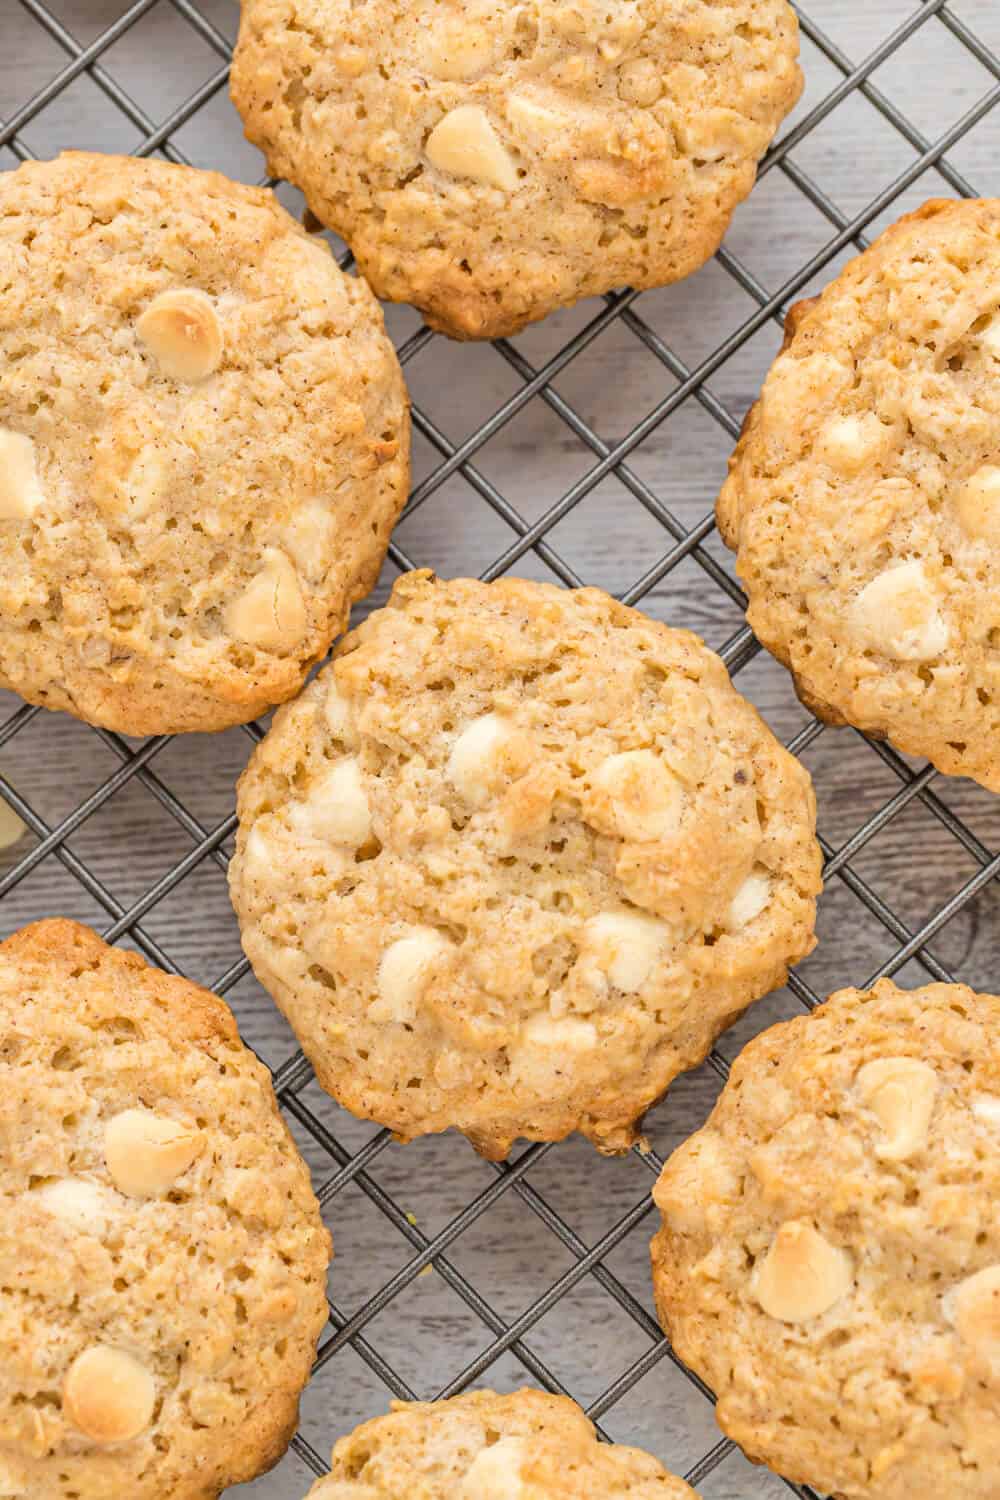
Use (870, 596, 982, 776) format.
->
(651, 977, 1000, 1499)
(0, 919, 331, 1500)
(229, 571, 820, 1158)
(0, 152, 409, 733)
(231, 0, 802, 339)
(718, 198, 1000, 789)
(301, 1388, 699, 1497)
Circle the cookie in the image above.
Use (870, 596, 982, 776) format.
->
(0, 919, 331, 1500)
(651, 977, 1000, 1500)
(0, 152, 409, 735)
(229, 570, 820, 1159)
(230, 0, 802, 340)
(300, 1388, 699, 1497)
(718, 198, 1000, 790)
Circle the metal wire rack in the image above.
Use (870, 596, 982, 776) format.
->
(2, 2, 999, 1496)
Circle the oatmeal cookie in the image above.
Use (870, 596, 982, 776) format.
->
(0, 919, 331, 1500)
(301, 1388, 698, 1497)
(229, 570, 820, 1158)
(0, 152, 408, 734)
(231, 0, 802, 339)
(652, 977, 1000, 1499)
(719, 198, 1000, 789)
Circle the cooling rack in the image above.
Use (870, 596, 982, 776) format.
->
(2, 2, 1000, 1495)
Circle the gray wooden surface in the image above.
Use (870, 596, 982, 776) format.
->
(2, 3, 1000, 1496)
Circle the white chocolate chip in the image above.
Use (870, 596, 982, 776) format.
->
(521, 1013, 598, 1049)
(725, 873, 771, 932)
(290, 757, 371, 847)
(124, 448, 169, 521)
(103, 1108, 203, 1198)
(856, 1056, 938, 1161)
(324, 681, 355, 742)
(62, 1346, 156, 1443)
(584, 910, 667, 991)
(944, 1265, 1000, 1361)
(816, 414, 888, 475)
(459, 1437, 527, 1500)
(977, 315, 1000, 356)
(506, 92, 563, 137)
(426, 106, 519, 191)
(972, 1093, 1000, 1125)
(35, 1178, 117, 1236)
(422, 22, 495, 80)
(242, 824, 275, 883)
(953, 465, 1000, 542)
(591, 749, 683, 842)
(851, 561, 949, 662)
(136, 288, 223, 382)
(0, 430, 45, 520)
(446, 714, 514, 808)
(280, 499, 335, 583)
(372, 927, 451, 1024)
(753, 1221, 854, 1322)
(225, 549, 308, 654)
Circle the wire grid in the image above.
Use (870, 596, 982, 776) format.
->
(1, 2, 999, 1496)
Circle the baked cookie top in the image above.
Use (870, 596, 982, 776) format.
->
(0, 919, 331, 1500)
(230, 571, 820, 1158)
(303, 1388, 699, 1497)
(231, 0, 802, 339)
(718, 198, 1000, 790)
(651, 978, 1000, 1500)
(0, 152, 409, 735)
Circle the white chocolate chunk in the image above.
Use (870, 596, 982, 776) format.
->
(584, 910, 667, 991)
(136, 288, 223, 381)
(63, 1346, 156, 1442)
(290, 757, 371, 847)
(124, 448, 169, 521)
(447, 714, 513, 808)
(977, 315, 1000, 356)
(816, 414, 888, 475)
(426, 106, 519, 191)
(754, 1221, 853, 1322)
(0, 430, 45, 520)
(944, 1265, 1000, 1358)
(851, 561, 949, 661)
(103, 1108, 203, 1198)
(726, 873, 771, 932)
(460, 1437, 527, 1499)
(422, 22, 494, 80)
(281, 499, 335, 583)
(225, 549, 307, 654)
(521, 1013, 598, 1050)
(507, 92, 563, 137)
(373, 927, 451, 1024)
(592, 749, 683, 842)
(324, 681, 355, 741)
(953, 465, 1000, 541)
(972, 1093, 1000, 1125)
(241, 824, 276, 884)
(35, 1178, 117, 1236)
(856, 1056, 938, 1161)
